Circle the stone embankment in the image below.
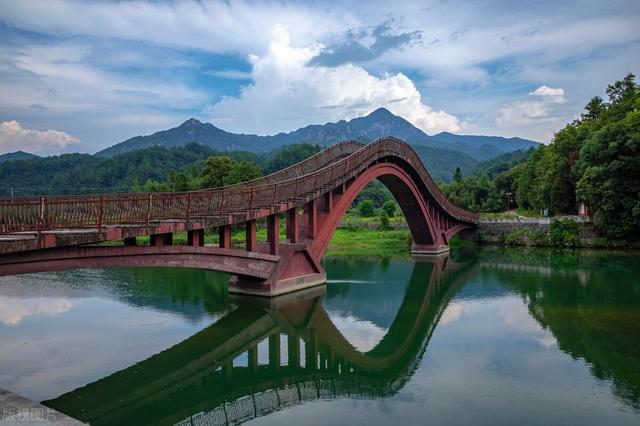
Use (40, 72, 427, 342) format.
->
(478, 216, 598, 246)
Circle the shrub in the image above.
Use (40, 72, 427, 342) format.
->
(549, 219, 581, 247)
(505, 228, 528, 245)
(358, 199, 375, 217)
(378, 209, 391, 230)
(528, 228, 550, 246)
(382, 200, 397, 217)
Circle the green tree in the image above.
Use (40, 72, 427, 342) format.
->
(265, 144, 321, 174)
(382, 200, 397, 217)
(582, 96, 605, 121)
(201, 156, 235, 188)
(453, 166, 463, 183)
(131, 178, 142, 193)
(224, 161, 263, 185)
(378, 209, 390, 229)
(358, 199, 375, 217)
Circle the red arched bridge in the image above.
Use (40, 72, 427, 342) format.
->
(0, 137, 478, 296)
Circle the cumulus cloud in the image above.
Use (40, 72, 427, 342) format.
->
(0, 120, 78, 155)
(495, 84, 570, 141)
(0, 295, 75, 325)
(529, 85, 566, 103)
(206, 27, 460, 135)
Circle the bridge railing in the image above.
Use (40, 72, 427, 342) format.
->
(0, 138, 478, 233)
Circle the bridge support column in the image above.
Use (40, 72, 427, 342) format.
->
(248, 345, 258, 373)
(187, 229, 204, 247)
(286, 208, 298, 243)
(288, 335, 300, 369)
(267, 215, 279, 255)
(305, 331, 317, 370)
(269, 334, 281, 369)
(324, 191, 333, 212)
(218, 225, 231, 249)
(245, 220, 257, 251)
(150, 233, 172, 247)
(123, 237, 136, 246)
(306, 199, 317, 238)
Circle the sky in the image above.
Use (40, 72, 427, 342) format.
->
(0, 0, 638, 155)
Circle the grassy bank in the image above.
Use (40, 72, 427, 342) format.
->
(118, 226, 412, 255)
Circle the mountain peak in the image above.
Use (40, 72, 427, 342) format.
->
(367, 107, 395, 119)
(180, 117, 203, 127)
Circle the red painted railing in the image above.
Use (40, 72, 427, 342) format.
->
(0, 138, 478, 233)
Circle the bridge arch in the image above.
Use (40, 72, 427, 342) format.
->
(310, 161, 440, 260)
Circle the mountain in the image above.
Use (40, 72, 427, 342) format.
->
(96, 108, 539, 161)
(0, 151, 39, 163)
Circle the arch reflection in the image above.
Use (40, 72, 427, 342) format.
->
(44, 255, 475, 425)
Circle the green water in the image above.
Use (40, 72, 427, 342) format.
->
(0, 247, 639, 425)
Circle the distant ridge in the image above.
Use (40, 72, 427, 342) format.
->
(96, 108, 539, 160)
(0, 151, 39, 163)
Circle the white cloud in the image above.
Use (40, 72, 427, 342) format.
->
(0, 120, 78, 155)
(440, 302, 463, 325)
(495, 84, 570, 141)
(0, 0, 356, 55)
(0, 295, 76, 325)
(329, 312, 387, 352)
(206, 70, 253, 80)
(529, 85, 566, 103)
(205, 27, 460, 135)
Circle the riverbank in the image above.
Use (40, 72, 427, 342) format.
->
(99, 216, 638, 253)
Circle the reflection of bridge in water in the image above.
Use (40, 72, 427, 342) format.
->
(44, 256, 476, 425)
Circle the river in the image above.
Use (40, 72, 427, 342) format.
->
(0, 247, 638, 425)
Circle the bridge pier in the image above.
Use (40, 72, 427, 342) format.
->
(123, 236, 136, 246)
(306, 200, 317, 238)
(286, 209, 299, 243)
(218, 225, 231, 249)
(267, 215, 279, 255)
(187, 229, 204, 247)
(269, 334, 280, 370)
(245, 220, 257, 251)
(150, 233, 172, 247)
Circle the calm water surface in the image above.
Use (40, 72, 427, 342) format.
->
(0, 247, 639, 425)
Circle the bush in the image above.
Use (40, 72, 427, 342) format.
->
(505, 228, 528, 246)
(549, 219, 581, 247)
(528, 228, 550, 246)
(382, 200, 397, 217)
(358, 199, 375, 217)
(378, 209, 390, 230)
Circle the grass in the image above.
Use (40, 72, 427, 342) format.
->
(325, 228, 411, 256)
(480, 212, 519, 220)
(516, 208, 545, 218)
(104, 224, 413, 256)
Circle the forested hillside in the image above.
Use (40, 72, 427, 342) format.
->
(0, 140, 478, 196)
(439, 74, 639, 240)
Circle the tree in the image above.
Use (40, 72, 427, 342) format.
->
(265, 144, 321, 174)
(378, 209, 390, 229)
(201, 156, 235, 188)
(606, 73, 636, 104)
(131, 178, 142, 193)
(382, 200, 397, 217)
(224, 161, 262, 185)
(358, 199, 375, 217)
(453, 166, 463, 183)
(582, 96, 605, 121)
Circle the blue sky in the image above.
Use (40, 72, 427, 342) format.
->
(0, 0, 638, 155)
